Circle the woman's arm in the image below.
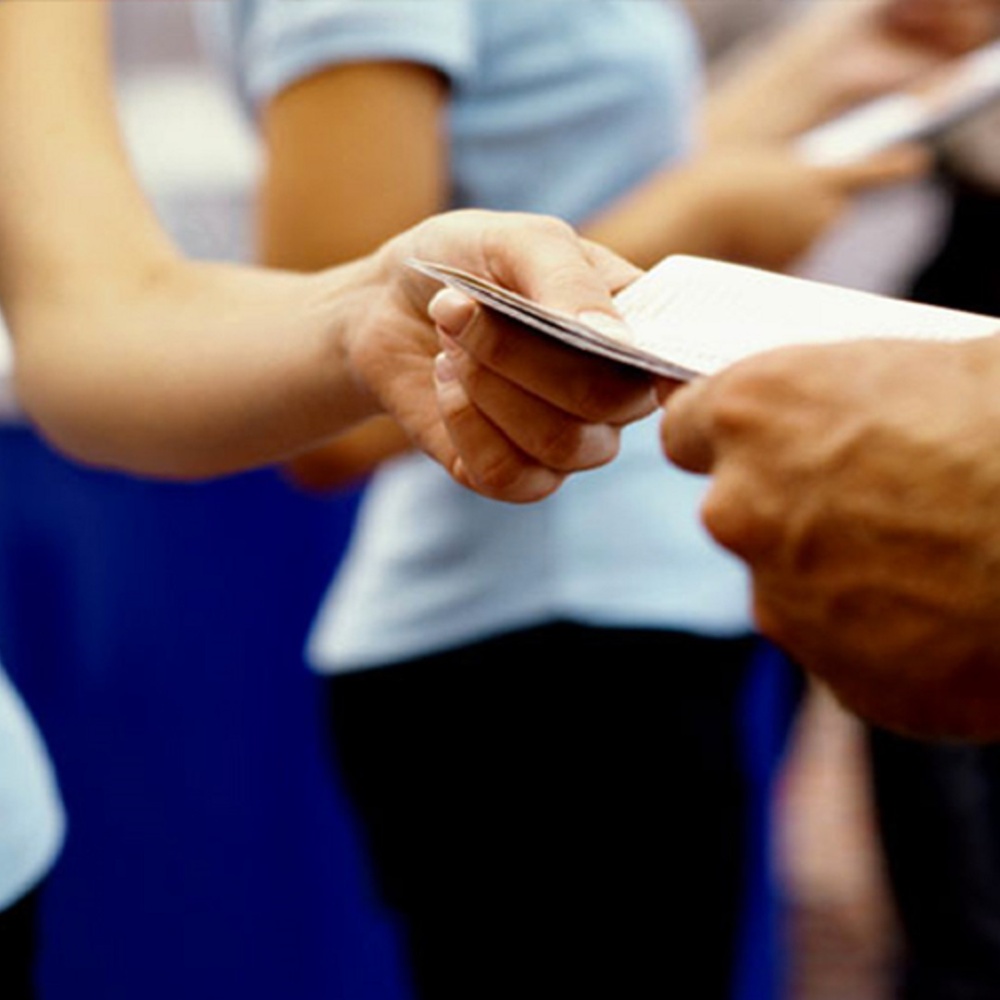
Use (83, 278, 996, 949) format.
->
(0, 2, 391, 479)
(0, 3, 650, 501)
(260, 61, 450, 268)
(589, 0, 1000, 274)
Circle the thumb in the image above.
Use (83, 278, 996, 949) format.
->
(660, 377, 718, 474)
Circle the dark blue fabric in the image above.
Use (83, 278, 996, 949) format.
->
(735, 644, 804, 1000)
(0, 427, 408, 1000)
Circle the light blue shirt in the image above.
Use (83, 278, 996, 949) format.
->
(210, 0, 755, 671)
(0, 666, 64, 909)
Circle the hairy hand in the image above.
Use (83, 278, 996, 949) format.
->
(662, 335, 1000, 740)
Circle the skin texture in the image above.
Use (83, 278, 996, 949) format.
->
(660, 335, 1000, 742)
(0, 2, 653, 502)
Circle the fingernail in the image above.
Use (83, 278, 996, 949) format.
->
(577, 310, 632, 343)
(434, 351, 458, 383)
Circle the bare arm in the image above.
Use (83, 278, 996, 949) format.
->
(587, 0, 959, 271)
(582, 144, 923, 272)
(0, 4, 652, 501)
(0, 3, 384, 478)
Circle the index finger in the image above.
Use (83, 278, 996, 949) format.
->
(435, 292, 658, 427)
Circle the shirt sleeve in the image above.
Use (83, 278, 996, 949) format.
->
(236, 0, 475, 115)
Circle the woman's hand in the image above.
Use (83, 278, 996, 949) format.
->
(346, 209, 656, 503)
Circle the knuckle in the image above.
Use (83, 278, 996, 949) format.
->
(471, 453, 521, 495)
(701, 484, 778, 560)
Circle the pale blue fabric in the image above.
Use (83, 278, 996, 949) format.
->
(212, 0, 755, 671)
(0, 665, 64, 910)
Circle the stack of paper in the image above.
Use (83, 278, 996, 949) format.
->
(409, 254, 1000, 381)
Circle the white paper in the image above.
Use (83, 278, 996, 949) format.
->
(409, 254, 1000, 381)
(797, 39, 1000, 165)
(615, 255, 1000, 376)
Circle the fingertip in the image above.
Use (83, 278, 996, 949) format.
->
(433, 349, 459, 385)
(654, 376, 685, 407)
(661, 375, 706, 418)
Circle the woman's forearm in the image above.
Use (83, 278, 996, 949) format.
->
(11, 256, 384, 479)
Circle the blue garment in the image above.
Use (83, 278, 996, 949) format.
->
(0, 665, 64, 910)
(0, 348, 63, 914)
(211, 0, 754, 673)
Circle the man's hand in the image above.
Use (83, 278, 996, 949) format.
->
(347, 209, 655, 503)
(661, 335, 1000, 741)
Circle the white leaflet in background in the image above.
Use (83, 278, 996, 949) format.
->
(797, 39, 1000, 166)
(408, 254, 1000, 381)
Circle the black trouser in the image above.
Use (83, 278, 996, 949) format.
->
(0, 885, 40, 1000)
(870, 731, 1000, 1000)
(327, 623, 773, 999)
